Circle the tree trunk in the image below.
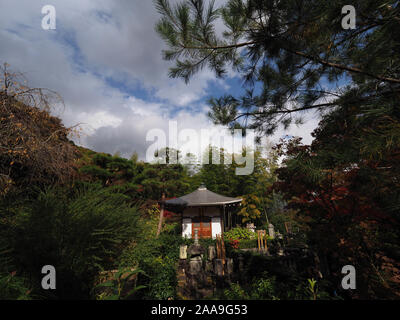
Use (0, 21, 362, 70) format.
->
(156, 193, 165, 238)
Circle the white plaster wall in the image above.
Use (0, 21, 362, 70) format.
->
(182, 218, 192, 238)
(212, 217, 222, 239)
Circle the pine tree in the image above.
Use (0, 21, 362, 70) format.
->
(154, 0, 400, 134)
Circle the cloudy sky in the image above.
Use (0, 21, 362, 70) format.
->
(0, 0, 320, 161)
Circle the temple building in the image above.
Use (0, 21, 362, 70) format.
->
(164, 185, 242, 239)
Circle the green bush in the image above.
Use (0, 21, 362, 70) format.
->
(0, 272, 31, 300)
(94, 268, 147, 300)
(223, 283, 249, 300)
(119, 230, 185, 300)
(0, 237, 31, 299)
(250, 274, 279, 300)
(238, 239, 258, 249)
(224, 227, 256, 241)
(2, 185, 140, 299)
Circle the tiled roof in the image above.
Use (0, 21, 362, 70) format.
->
(164, 185, 242, 207)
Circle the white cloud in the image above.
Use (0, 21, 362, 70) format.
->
(0, 0, 318, 162)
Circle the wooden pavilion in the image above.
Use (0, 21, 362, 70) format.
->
(164, 185, 242, 239)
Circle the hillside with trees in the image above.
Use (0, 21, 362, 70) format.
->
(0, 66, 283, 299)
(0, 0, 399, 300)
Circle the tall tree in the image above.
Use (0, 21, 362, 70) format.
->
(154, 0, 400, 134)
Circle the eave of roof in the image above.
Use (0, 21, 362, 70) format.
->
(164, 186, 242, 207)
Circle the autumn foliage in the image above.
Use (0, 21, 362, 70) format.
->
(0, 65, 78, 194)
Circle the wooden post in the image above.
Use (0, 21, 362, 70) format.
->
(222, 205, 226, 232)
(257, 230, 267, 252)
(284, 222, 292, 234)
(264, 232, 268, 251)
(216, 234, 222, 259)
(215, 234, 226, 276)
(216, 234, 220, 258)
(221, 234, 226, 267)
(156, 193, 165, 238)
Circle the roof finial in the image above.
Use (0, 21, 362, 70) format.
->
(198, 183, 207, 190)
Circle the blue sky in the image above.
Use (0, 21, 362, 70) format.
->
(0, 0, 321, 160)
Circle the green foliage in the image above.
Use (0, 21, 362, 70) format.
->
(155, 0, 400, 136)
(0, 235, 31, 299)
(224, 250, 336, 300)
(224, 227, 256, 241)
(119, 228, 185, 300)
(307, 278, 318, 300)
(79, 150, 191, 201)
(250, 275, 279, 300)
(237, 239, 257, 250)
(0, 272, 31, 300)
(223, 273, 279, 300)
(223, 283, 249, 300)
(94, 268, 147, 300)
(1, 185, 140, 299)
(237, 194, 261, 223)
(194, 147, 278, 199)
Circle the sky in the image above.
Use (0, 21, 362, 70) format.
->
(0, 0, 320, 161)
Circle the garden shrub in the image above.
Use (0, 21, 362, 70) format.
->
(0, 272, 31, 300)
(223, 283, 249, 300)
(250, 273, 278, 300)
(119, 228, 185, 300)
(238, 239, 258, 249)
(223, 273, 280, 300)
(2, 185, 140, 299)
(224, 227, 256, 241)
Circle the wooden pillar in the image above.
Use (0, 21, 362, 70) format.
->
(222, 205, 226, 232)
(228, 207, 232, 230)
(181, 211, 183, 236)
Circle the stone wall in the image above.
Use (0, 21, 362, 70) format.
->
(177, 243, 233, 299)
(176, 242, 324, 300)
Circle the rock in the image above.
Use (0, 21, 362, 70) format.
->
(205, 260, 213, 273)
(226, 258, 234, 275)
(214, 259, 224, 277)
(189, 256, 203, 275)
(246, 223, 256, 233)
(208, 245, 216, 261)
(180, 245, 188, 259)
(238, 254, 244, 272)
(188, 244, 205, 257)
(268, 223, 275, 239)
